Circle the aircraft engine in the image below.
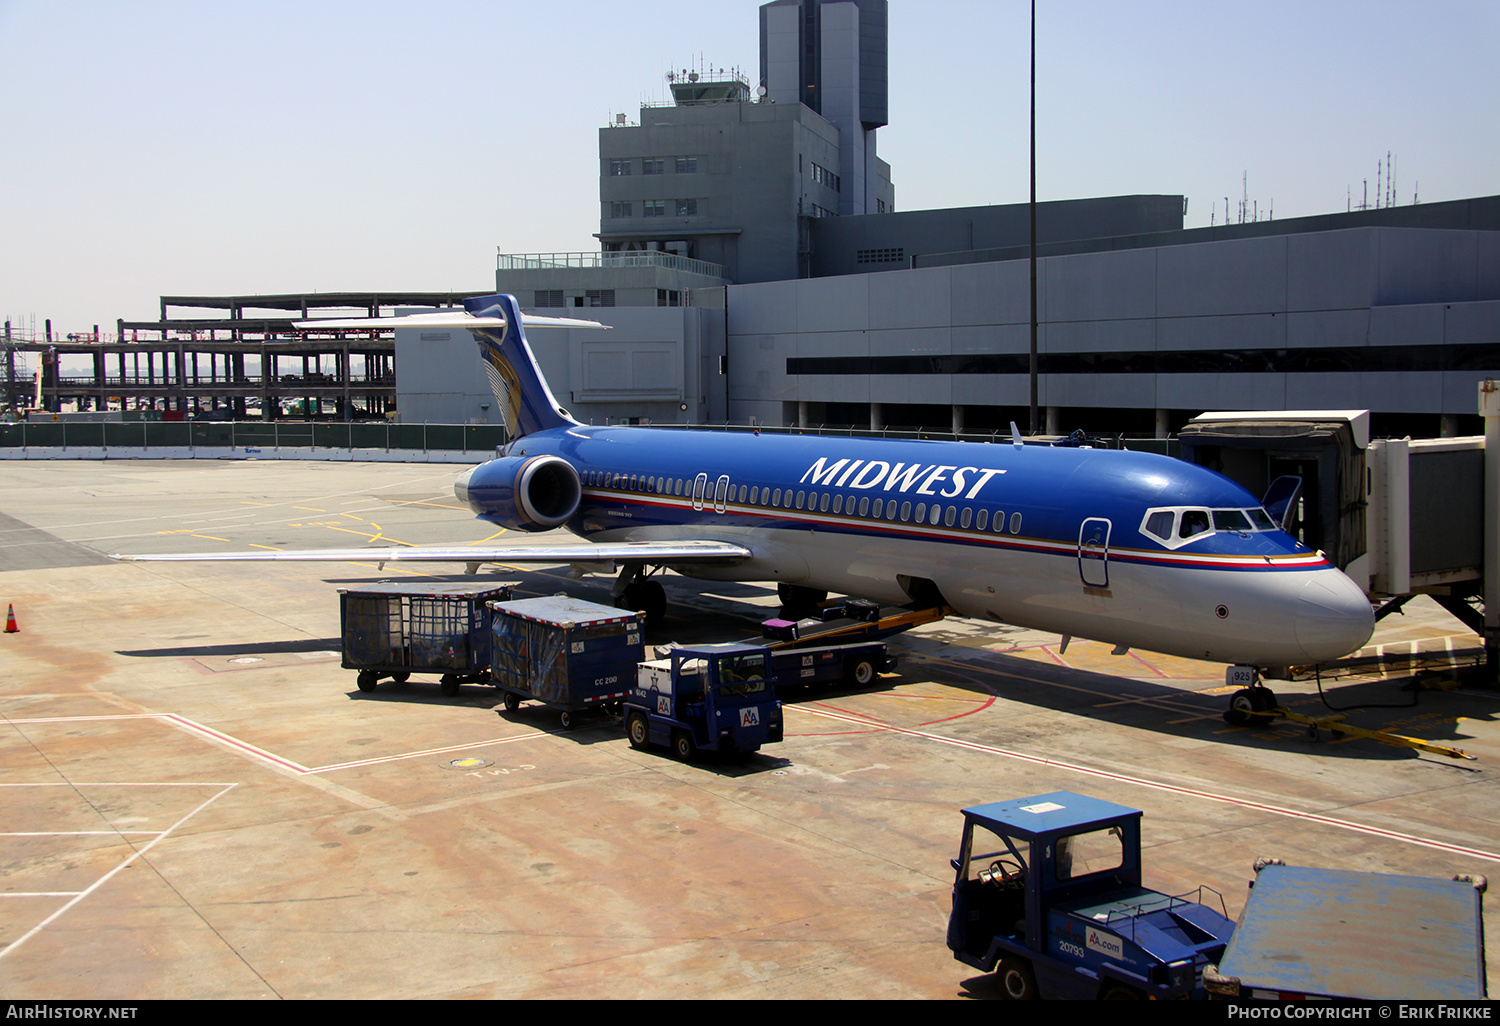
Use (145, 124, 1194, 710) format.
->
(454, 454, 581, 532)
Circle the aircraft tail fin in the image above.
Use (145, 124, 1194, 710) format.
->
(462, 293, 580, 438)
(294, 294, 602, 439)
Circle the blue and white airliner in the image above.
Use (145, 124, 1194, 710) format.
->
(113, 293, 1374, 674)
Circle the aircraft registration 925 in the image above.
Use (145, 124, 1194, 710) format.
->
(112, 293, 1374, 674)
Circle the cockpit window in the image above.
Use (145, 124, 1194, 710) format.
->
(1211, 509, 1252, 532)
(1179, 510, 1211, 538)
(1144, 510, 1176, 543)
(1140, 505, 1281, 549)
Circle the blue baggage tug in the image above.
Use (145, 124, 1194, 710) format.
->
(489, 596, 644, 729)
(625, 643, 785, 760)
(340, 582, 515, 695)
(947, 791, 1235, 1000)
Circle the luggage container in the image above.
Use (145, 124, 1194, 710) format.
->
(490, 596, 644, 729)
(340, 581, 514, 696)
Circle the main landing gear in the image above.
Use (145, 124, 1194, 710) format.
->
(613, 565, 666, 628)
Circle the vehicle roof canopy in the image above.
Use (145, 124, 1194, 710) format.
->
(961, 791, 1142, 840)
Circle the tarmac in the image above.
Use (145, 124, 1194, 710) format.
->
(1, 459, 1496, 1000)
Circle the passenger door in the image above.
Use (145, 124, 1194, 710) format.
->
(1078, 517, 1111, 588)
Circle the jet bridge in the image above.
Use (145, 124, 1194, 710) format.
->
(1178, 381, 1500, 678)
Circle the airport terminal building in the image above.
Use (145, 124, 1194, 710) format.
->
(68, 0, 1486, 440)
(439, 0, 1500, 440)
(730, 195, 1500, 438)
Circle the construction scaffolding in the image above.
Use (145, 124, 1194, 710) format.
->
(5, 290, 489, 421)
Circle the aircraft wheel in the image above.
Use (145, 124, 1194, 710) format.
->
(627, 713, 650, 750)
(846, 657, 876, 687)
(502, 691, 520, 712)
(996, 957, 1037, 1001)
(439, 674, 460, 697)
(356, 671, 378, 693)
(616, 582, 645, 615)
(671, 730, 696, 762)
(1223, 687, 1278, 726)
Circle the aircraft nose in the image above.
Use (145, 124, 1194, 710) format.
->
(1294, 570, 1374, 662)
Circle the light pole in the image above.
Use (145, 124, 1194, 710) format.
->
(1028, 0, 1039, 435)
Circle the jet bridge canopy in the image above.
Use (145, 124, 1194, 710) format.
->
(1179, 411, 1368, 573)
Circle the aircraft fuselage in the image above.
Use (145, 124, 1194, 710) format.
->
(458, 424, 1374, 668)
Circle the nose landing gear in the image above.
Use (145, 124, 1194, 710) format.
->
(1222, 665, 1280, 726)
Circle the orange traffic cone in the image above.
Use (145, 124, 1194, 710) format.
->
(4, 604, 16, 633)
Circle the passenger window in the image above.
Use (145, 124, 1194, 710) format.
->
(833, 494, 843, 514)
(1010, 512, 1022, 534)
(976, 509, 989, 531)
(872, 498, 883, 518)
(750, 486, 759, 504)
(819, 493, 830, 513)
(995, 511, 1006, 533)
(914, 502, 926, 523)
(900, 501, 912, 522)
(960, 507, 971, 529)
(858, 496, 869, 517)
(796, 491, 805, 509)
(886, 502, 898, 521)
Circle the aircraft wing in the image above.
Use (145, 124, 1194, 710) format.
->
(108, 539, 751, 566)
(294, 311, 610, 331)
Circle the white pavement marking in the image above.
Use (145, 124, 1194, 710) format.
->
(4, 711, 549, 775)
(796, 703, 1500, 864)
(0, 782, 236, 962)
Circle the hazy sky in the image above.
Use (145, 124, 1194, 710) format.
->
(3, 0, 1496, 336)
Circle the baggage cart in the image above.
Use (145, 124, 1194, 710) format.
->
(490, 596, 644, 729)
(1205, 862, 1487, 1001)
(340, 581, 514, 696)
